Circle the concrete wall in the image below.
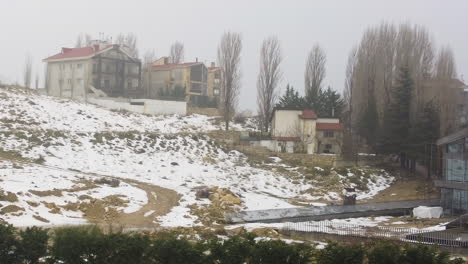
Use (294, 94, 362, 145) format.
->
(46, 59, 90, 100)
(88, 97, 186, 115)
(271, 110, 303, 137)
(187, 107, 220, 116)
(317, 118, 340, 123)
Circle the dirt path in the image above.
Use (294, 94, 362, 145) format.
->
(0, 157, 180, 228)
(104, 179, 180, 228)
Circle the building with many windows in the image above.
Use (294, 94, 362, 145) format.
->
(435, 127, 468, 215)
(43, 42, 142, 100)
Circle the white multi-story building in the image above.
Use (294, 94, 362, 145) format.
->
(43, 42, 141, 100)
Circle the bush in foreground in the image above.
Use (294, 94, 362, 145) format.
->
(0, 224, 465, 264)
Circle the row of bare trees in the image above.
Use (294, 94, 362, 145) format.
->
(255, 37, 332, 133)
(345, 22, 460, 148)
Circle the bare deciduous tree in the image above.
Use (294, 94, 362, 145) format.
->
(23, 54, 33, 89)
(169, 41, 184, 64)
(257, 36, 282, 132)
(217, 31, 242, 131)
(115, 33, 139, 58)
(143, 50, 156, 97)
(435, 46, 457, 79)
(305, 44, 326, 98)
(75, 33, 93, 48)
(344, 47, 357, 114)
(35, 73, 39, 89)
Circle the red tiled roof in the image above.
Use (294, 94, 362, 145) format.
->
(299, 109, 317, 119)
(151, 62, 201, 70)
(273, 137, 301, 142)
(316, 123, 344, 131)
(44, 46, 110, 61)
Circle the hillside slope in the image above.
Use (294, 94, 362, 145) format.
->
(0, 87, 394, 227)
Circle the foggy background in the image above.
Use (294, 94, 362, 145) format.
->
(0, 0, 466, 112)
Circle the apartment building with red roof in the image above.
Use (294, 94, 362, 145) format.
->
(43, 42, 142, 100)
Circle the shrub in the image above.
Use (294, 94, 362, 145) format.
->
(399, 244, 464, 264)
(18, 226, 49, 264)
(0, 224, 19, 263)
(49, 225, 106, 264)
(367, 241, 402, 264)
(146, 236, 205, 264)
(205, 235, 255, 264)
(251, 239, 313, 264)
(233, 113, 247, 124)
(317, 242, 365, 264)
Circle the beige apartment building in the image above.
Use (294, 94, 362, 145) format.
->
(146, 57, 220, 107)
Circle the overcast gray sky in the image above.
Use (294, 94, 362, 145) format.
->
(0, 0, 466, 111)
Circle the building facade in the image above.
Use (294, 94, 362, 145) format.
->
(435, 127, 468, 215)
(270, 109, 343, 154)
(146, 57, 220, 108)
(43, 43, 142, 100)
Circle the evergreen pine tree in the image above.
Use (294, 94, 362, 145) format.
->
(276, 84, 305, 109)
(379, 66, 413, 155)
(408, 101, 440, 163)
(319, 86, 345, 117)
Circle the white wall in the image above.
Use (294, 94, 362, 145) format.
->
(317, 118, 340, 123)
(271, 110, 302, 137)
(135, 99, 186, 115)
(46, 60, 90, 100)
(88, 97, 186, 116)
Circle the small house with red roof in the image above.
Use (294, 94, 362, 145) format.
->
(43, 41, 142, 100)
(270, 108, 344, 154)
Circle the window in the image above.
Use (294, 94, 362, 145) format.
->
(77, 63, 82, 69)
(325, 144, 332, 149)
(58, 79, 64, 87)
(128, 81, 132, 89)
(104, 80, 110, 89)
(447, 140, 464, 154)
(92, 64, 97, 73)
(76, 79, 83, 86)
(67, 79, 72, 85)
(70, 64, 73, 69)
(324, 131, 334, 137)
(214, 88, 220, 95)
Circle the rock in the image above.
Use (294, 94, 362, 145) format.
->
(171, 162, 179, 166)
(195, 188, 211, 199)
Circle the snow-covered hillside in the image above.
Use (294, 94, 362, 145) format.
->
(0, 87, 394, 227)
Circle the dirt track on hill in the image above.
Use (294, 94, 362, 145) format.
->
(0, 157, 180, 228)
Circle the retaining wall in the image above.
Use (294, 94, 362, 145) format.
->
(88, 97, 186, 115)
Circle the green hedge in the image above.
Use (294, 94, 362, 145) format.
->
(0, 224, 465, 264)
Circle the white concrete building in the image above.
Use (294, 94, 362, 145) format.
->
(268, 108, 344, 154)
